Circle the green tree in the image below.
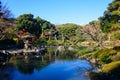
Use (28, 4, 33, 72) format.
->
(41, 20, 55, 32)
(75, 27, 84, 41)
(99, 0, 120, 32)
(16, 14, 42, 37)
(35, 16, 58, 40)
(57, 23, 80, 41)
(40, 19, 57, 40)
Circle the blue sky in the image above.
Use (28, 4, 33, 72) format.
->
(1, 0, 113, 25)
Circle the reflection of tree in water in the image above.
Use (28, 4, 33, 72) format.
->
(47, 47, 56, 61)
(47, 47, 76, 60)
(0, 63, 14, 80)
(0, 52, 13, 79)
(15, 56, 51, 74)
(0, 47, 77, 76)
(16, 60, 34, 74)
(0, 54, 51, 76)
(57, 50, 76, 60)
(0, 52, 12, 65)
(15, 48, 76, 74)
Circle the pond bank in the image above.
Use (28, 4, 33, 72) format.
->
(0, 48, 46, 55)
(77, 47, 120, 80)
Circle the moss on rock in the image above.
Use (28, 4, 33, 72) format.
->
(102, 61, 120, 74)
(92, 49, 117, 58)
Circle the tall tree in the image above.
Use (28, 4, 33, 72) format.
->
(0, 0, 13, 18)
(82, 20, 105, 48)
(0, 0, 15, 40)
(35, 17, 58, 40)
(99, 0, 120, 32)
(16, 14, 42, 37)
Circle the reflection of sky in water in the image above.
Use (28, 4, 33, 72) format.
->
(4, 60, 91, 80)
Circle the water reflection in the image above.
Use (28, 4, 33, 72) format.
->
(0, 47, 91, 80)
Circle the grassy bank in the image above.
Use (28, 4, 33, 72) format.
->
(78, 46, 120, 80)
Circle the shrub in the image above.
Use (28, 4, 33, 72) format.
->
(35, 38, 46, 44)
(56, 40, 64, 45)
(99, 54, 111, 64)
(111, 32, 120, 40)
(47, 40, 56, 45)
(92, 48, 117, 64)
(77, 49, 91, 56)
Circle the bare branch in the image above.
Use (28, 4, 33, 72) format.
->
(82, 22, 104, 48)
(0, 1, 13, 18)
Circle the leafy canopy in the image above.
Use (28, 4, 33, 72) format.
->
(57, 23, 80, 38)
(99, 0, 120, 32)
(16, 14, 42, 36)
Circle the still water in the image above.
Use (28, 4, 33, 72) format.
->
(0, 48, 92, 80)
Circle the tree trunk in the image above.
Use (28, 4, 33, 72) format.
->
(97, 41, 104, 49)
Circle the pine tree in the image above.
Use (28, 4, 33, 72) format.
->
(99, 0, 120, 32)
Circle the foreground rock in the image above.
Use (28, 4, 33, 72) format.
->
(88, 59, 120, 80)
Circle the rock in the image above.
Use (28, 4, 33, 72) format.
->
(57, 46, 65, 52)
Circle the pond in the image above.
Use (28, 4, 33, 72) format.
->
(0, 48, 93, 80)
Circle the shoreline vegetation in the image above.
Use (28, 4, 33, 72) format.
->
(77, 46, 120, 80)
